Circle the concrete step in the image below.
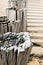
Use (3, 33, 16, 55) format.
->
(27, 27, 43, 32)
(31, 46, 43, 56)
(27, 11, 43, 14)
(27, 23, 43, 27)
(26, 6, 43, 9)
(31, 39, 43, 44)
(27, 20, 43, 23)
(27, 17, 43, 20)
(30, 33, 43, 39)
(27, 17, 43, 19)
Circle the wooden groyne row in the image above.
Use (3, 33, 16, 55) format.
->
(0, 32, 32, 65)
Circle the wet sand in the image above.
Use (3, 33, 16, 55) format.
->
(27, 57, 43, 65)
(27, 46, 43, 65)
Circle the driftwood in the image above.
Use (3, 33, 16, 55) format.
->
(0, 32, 32, 65)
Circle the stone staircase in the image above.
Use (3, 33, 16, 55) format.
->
(26, 0, 43, 46)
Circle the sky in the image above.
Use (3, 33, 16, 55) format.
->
(0, 0, 8, 16)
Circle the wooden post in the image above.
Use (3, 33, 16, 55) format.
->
(1, 24, 4, 34)
(1, 51, 8, 65)
(17, 52, 25, 65)
(7, 49, 16, 65)
(24, 45, 32, 65)
(3, 24, 7, 33)
(23, 8, 27, 32)
(7, 23, 9, 32)
(0, 51, 3, 65)
(17, 45, 32, 65)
